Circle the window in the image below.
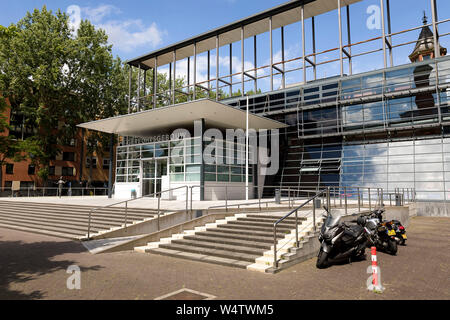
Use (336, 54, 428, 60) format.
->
(68, 138, 76, 147)
(63, 152, 75, 161)
(103, 159, 110, 169)
(62, 167, 74, 176)
(28, 165, 35, 175)
(6, 164, 13, 175)
(49, 166, 55, 176)
(86, 157, 97, 168)
(21, 181, 34, 189)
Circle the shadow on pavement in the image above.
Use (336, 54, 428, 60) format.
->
(0, 237, 102, 299)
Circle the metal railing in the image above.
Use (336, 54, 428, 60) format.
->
(0, 187, 109, 198)
(190, 184, 415, 215)
(202, 187, 322, 214)
(86, 185, 189, 239)
(272, 188, 329, 269)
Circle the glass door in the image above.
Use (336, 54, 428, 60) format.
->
(141, 158, 167, 196)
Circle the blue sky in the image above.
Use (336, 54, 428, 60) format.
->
(1, 0, 450, 90)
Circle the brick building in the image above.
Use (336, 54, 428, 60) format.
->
(1, 103, 115, 193)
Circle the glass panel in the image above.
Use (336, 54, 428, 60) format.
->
(142, 179, 154, 196)
(142, 160, 155, 179)
(217, 174, 229, 182)
(231, 175, 242, 182)
(186, 173, 200, 181)
(156, 159, 167, 178)
(170, 173, 184, 182)
(186, 165, 200, 173)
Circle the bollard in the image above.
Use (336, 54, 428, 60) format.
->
(368, 246, 385, 293)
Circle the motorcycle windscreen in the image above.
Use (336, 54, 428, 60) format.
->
(325, 214, 341, 228)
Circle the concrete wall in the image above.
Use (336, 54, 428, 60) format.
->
(115, 182, 140, 199)
(415, 201, 450, 217)
(333, 205, 414, 227)
(384, 206, 412, 227)
(93, 209, 195, 239)
(204, 182, 254, 200)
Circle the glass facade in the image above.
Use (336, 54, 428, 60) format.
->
(203, 138, 253, 183)
(224, 56, 450, 201)
(116, 136, 253, 185)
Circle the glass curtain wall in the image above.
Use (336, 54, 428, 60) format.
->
(223, 55, 450, 200)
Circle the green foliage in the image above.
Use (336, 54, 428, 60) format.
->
(0, 6, 129, 182)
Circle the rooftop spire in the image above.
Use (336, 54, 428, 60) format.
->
(409, 11, 447, 62)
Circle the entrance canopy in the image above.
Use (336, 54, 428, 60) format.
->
(77, 99, 287, 137)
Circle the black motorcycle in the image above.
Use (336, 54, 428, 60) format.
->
(358, 208, 398, 255)
(316, 207, 370, 269)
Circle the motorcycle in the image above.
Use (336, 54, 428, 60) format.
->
(358, 208, 398, 255)
(316, 206, 371, 269)
(388, 220, 407, 246)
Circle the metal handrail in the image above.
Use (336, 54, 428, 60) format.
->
(203, 187, 322, 213)
(86, 185, 189, 239)
(272, 188, 329, 269)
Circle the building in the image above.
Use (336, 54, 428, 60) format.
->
(1, 103, 115, 194)
(80, 0, 450, 202)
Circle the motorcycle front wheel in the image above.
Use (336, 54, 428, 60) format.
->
(316, 248, 329, 269)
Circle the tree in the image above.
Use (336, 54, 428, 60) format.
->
(0, 7, 128, 186)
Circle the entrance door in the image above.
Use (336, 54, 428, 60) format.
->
(142, 158, 167, 196)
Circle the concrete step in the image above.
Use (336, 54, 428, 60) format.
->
(0, 206, 155, 223)
(158, 242, 260, 263)
(194, 230, 276, 244)
(0, 218, 87, 237)
(0, 210, 128, 227)
(236, 216, 305, 225)
(143, 247, 251, 269)
(200, 227, 288, 239)
(0, 204, 156, 219)
(0, 201, 165, 240)
(170, 238, 267, 256)
(239, 216, 307, 225)
(228, 219, 300, 229)
(0, 215, 104, 234)
(216, 223, 295, 233)
(0, 201, 160, 216)
(246, 214, 302, 221)
(0, 223, 81, 240)
(182, 234, 272, 250)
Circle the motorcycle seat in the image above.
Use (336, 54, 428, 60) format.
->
(344, 224, 364, 238)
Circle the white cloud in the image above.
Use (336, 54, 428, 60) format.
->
(82, 5, 121, 24)
(98, 20, 165, 53)
(66, 4, 166, 53)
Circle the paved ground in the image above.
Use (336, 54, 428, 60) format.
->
(0, 216, 448, 300)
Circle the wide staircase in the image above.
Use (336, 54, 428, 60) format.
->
(0, 200, 164, 240)
(135, 212, 324, 272)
